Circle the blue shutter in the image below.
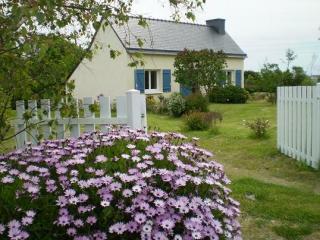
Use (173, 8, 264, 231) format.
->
(163, 69, 171, 92)
(236, 70, 242, 87)
(134, 69, 145, 93)
(180, 85, 192, 96)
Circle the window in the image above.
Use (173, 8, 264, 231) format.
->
(226, 71, 232, 85)
(145, 70, 158, 91)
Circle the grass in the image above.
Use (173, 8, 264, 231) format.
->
(2, 101, 320, 239)
(148, 101, 320, 240)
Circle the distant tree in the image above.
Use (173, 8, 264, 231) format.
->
(285, 49, 297, 70)
(244, 70, 262, 92)
(291, 66, 313, 86)
(260, 63, 284, 93)
(174, 49, 227, 94)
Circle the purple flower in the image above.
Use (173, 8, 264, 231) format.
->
(109, 222, 127, 234)
(134, 213, 147, 224)
(0, 224, 5, 235)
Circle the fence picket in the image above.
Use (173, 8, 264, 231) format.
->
(99, 96, 111, 133)
(55, 102, 65, 139)
(296, 87, 302, 161)
(41, 99, 51, 140)
(306, 87, 312, 165)
(116, 96, 127, 118)
(70, 100, 80, 138)
(83, 97, 95, 133)
(28, 100, 38, 145)
(15, 101, 27, 148)
(292, 87, 297, 158)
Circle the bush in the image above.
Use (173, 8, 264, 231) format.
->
(185, 93, 209, 112)
(244, 118, 270, 138)
(209, 86, 249, 103)
(249, 92, 269, 101)
(184, 111, 214, 131)
(146, 96, 157, 113)
(0, 129, 241, 239)
(155, 95, 169, 114)
(167, 93, 186, 117)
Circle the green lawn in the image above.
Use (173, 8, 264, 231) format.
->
(148, 101, 320, 240)
(2, 101, 320, 239)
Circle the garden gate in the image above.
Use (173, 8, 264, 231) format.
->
(12, 89, 147, 149)
(277, 83, 320, 169)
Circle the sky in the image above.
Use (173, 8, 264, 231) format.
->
(132, 0, 320, 75)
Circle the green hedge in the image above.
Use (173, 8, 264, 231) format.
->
(209, 86, 249, 103)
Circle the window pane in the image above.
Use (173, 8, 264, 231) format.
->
(227, 71, 232, 85)
(151, 71, 157, 89)
(145, 71, 149, 89)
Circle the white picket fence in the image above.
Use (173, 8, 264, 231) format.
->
(277, 84, 320, 169)
(12, 89, 147, 149)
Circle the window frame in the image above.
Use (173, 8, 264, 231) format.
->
(144, 70, 161, 94)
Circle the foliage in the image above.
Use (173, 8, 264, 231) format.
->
(0, 0, 205, 145)
(301, 78, 316, 86)
(173, 49, 227, 94)
(184, 111, 214, 131)
(284, 49, 297, 70)
(167, 93, 186, 117)
(244, 70, 263, 93)
(146, 96, 157, 113)
(244, 118, 270, 138)
(185, 93, 209, 112)
(0, 129, 241, 239)
(156, 95, 169, 114)
(209, 86, 249, 104)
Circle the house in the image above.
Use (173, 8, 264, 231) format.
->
(69, 17, 247, 99)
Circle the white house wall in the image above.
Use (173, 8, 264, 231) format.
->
(70, 25, 245, 99)
(70, 25, 133, 100)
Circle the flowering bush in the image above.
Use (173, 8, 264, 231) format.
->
(167, 93, 186, 117)
(244, 118, 270, 138)
(0, 129, 241, 239)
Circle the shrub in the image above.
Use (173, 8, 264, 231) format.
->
(146, 96, 157, 113)
(167, 93, 186, 117)
(0, 129, 241, 239)
(155, 95, 169, 114)
(266, 93, 276, 104)
(184, 111, 214, 131)
(185, 93, 209, 112)
(209, 86, 249, 104)
(244, 118, 270, 138)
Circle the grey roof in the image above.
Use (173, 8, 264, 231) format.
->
(111, 17, 246, 57)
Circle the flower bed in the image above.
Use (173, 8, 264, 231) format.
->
(0, 129, 241, 239)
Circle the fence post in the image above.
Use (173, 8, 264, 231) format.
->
(15, 100, 27, 148)
(126, 89, 141, 129)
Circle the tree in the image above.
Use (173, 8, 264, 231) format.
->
(244, 70, 262, 92)
(0, 0, 205, 145)
(174, 49, 227, 94)
(284, 49, 297, 70)
(259, 63, 284, 93)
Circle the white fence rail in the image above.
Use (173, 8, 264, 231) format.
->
(277, 84, 320, 169)
(12, 89, 147, 149)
